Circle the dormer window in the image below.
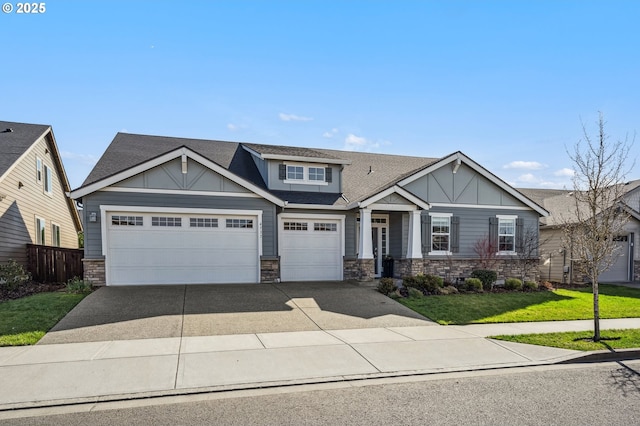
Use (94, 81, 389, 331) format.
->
(287, 165, 304, 180)
(280, 163, 331, 185)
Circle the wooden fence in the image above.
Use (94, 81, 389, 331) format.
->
(26, 244, 84, 283)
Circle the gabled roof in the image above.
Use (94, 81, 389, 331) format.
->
(74, 132, 548, 215)
(0, 121, 51, 181)
(518, 179, 640, 227)
(0, 120, 82, 232)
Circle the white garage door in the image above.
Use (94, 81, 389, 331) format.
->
(106, 211, 259, 285)
(280, 218, 343, 281)
(599, 236, 630, 282)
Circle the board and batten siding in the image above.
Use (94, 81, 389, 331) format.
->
(0, 134, 79, 265)
(403, 162, 524, 207)
(81, 191, 277, 259)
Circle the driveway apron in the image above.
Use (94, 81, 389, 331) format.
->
(38, 282, 434, 345)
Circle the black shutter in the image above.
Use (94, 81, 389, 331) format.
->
(451, 216, 460, 253)
(325, 167, 332, 183)
(515, 218, 524, 253)
(489, 217, 498, 251)
(278, 164, 286, 180)
(422, 214, 430, 254)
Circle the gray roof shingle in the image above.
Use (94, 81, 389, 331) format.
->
(79, 132, 439, 205)
(0, 121, 50, 179)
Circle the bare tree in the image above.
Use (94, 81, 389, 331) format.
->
(511, 225, 549, 284)
(564, 113, 634, 341)
(473, 234, 498, 269)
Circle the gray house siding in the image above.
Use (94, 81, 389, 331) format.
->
(113, 158, 251, 193)
(250, 154, 269, 186)
(267, 161, 341, 193)
(82, 191, 277, 259)
(423, 207, 540, 258)
(403, 163, 522, 207)
(0, 134, 79, 265)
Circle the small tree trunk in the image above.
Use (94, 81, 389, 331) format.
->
(593, 279, 601, 342)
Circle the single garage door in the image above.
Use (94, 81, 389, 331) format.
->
(280, 218, 342, 281)
(106, 211, 259, 285)
(599, 236, 630, 282)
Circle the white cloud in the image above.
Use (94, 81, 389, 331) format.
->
(554, 168, 575, 177)
(343, 133, 384, 151)
(323, 128, 339, 138)
(279, 113, 313, 122)
(517, 173, 537, 183)
(504, 161, 546, 170)
(227, 123, 238, 131)
(60, 151, 99, 166)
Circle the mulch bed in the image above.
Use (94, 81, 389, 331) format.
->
(0, 282, 66, 303)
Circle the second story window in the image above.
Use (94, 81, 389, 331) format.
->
(36, 157, 43, 182)
(308, 167, 325, 181)
(286, 165, 304, 180)
(44, 165, 52, 195)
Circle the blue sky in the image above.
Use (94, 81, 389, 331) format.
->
(1, 0, 638, 189)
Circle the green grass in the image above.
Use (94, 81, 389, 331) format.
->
(397, 284, 640, 325)
(492, 328, 640, 351)
(0, 291, 87, 346)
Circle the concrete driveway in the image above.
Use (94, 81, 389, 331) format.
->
(39, 282, 435, 344)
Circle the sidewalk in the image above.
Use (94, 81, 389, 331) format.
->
(1, 318, 639, 411)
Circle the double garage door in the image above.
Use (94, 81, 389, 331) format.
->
(106, 211, 260, 285)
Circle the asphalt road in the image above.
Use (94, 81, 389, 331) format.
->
(4, 360, 640, 425)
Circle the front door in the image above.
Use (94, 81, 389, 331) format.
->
(371, 220, 388, 278)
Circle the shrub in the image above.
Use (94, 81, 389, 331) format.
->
(504, 278, 523, 291)
(540, 281, 555, 291)
(470, 269, 497, 291)
(407, 287, 423, 298)
(377, 277, 397, 296)
(0, 260, 31, 291)
(404, 274, 443, 294)
(465, 277, 483, 292)
(65, 277, 93, 294)
(438, 285, 459, 295)
(523, 281, 539, 291)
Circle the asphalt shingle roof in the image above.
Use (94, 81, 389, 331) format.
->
(0, 121, 50, 179)
(79, 132, 440, 206)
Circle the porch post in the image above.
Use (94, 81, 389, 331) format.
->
(358, 208, 374, 259)
(407, 210, 423, 259)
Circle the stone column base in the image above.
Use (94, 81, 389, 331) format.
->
(344, 258, 375, 281)
(82, 258, 105, 287)
(260, 257, 280, 283)
(395, 258, 424, 278)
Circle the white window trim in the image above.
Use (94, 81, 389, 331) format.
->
(428, 212, 452, 256)
(496, 214, 517, 255)
(283, 162, 329, 186)
(52, 222, 61, 247)
(43, 164, 53, 196)
(36, 157, 43, 183)
(35, 217, 46, 245)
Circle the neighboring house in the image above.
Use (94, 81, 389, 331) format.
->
(69, 132, 548, 286)
(519, 181, 640, 283)
(0, 121, 83, 265)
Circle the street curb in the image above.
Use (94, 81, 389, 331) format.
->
(557, 348, 640, 364)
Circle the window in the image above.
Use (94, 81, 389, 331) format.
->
(112, 215, 143, 226)
(498, 217, 516, 252)
(190, 218, 218, 228)
(314, 222, 337, 232)
(152, 217, 182, 227)
(226, 218, 253, 228)
(44, 165, 52, 194)
(36, 157, 42, 182)
(431, 215, 450, 252)
(35, 218, 45, 245)
(308, 167, 325, 181)
(286, 165, 304, 180)
(284, 221, 308, 231)
(52, 224, 61, 247)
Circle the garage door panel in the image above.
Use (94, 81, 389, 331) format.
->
(107, 212, 259, 285)
(280, 219, 342, 282)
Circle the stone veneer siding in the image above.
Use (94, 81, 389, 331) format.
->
(390, 257, 541, 283)
(343, 257, 375, 281)
(260, 257, 280, 283)
(83, 258, 105, 286)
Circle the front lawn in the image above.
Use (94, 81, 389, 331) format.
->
(0, 292, 87, 346)
(492, 329, 640, 351)
(397, 284, 640, 325)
